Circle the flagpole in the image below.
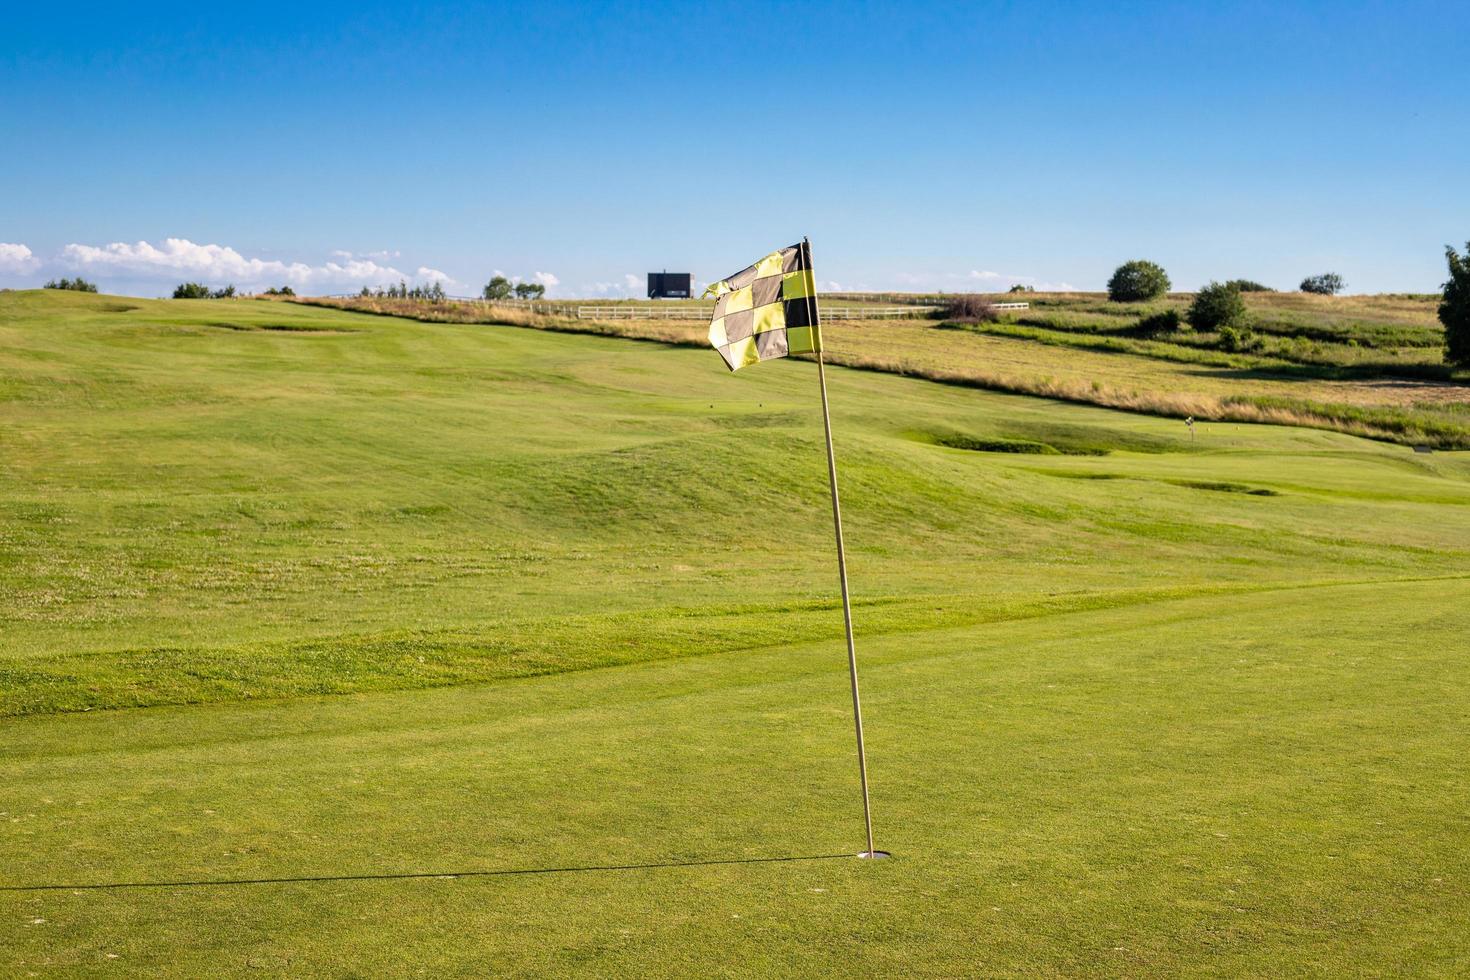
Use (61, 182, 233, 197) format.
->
(804, 237, 886, 860)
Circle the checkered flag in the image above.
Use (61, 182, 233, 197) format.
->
(704, 241, 822, 371)
(700, 238, 885, 858)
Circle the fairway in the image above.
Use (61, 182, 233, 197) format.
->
(3, 291, 1470, 974)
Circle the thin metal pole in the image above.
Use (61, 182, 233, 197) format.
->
(803, 238, 880, 859)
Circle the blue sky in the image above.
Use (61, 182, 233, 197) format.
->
(2, 0, 1466, 296)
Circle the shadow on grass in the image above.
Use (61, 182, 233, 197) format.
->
(1177, 363, 1462, 384)
(0, 853, 858, 892)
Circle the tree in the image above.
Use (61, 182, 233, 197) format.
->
(44, 277, 98, 293)
(513, 282, 545, 300)
(1189, 281, 1247, 331)
(1225, 279, 1272, 292)
(1442, 242, 1470, 367)
(1107, 260, 1171, 302)
(172, 282, 235, 299)
(1300, 273, 1344, 295)
(483, 275, 512, 301)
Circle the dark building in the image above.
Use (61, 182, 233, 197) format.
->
(647, 271, 694, 299)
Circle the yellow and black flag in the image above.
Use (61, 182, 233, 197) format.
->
(701, 237, 885, 858)
(704, 241, 822, 371)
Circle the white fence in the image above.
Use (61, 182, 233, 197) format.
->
(320, 295, 1029, 320)
(573, 305, 944, 321)
(574, 306, 706, 320)
(822, 306, 943, 320)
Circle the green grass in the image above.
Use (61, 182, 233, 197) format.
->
(3, 289, 1470, 974)
(988, 308, 1449, 372)
(291, 292, 1470, 447)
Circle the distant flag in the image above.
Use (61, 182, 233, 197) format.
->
(703, 239, 886, 860)
(703, 241, 822, 371)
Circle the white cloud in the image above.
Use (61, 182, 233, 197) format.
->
(317, 258, 410, 286)
(415, 266, 456, 285)
(331, 248, 402, 262)
(63, 238, 310, 283)
(582, 273, 646, 298)
(0, 243, 38, 272)
(57, 237, 452, 292)
(533, 271, 559, 288)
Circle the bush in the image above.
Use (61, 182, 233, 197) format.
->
(1107, 260, 1171, 302)
(1442, 242, 1470, 367)
(483, 276, 512, 301)
(1188, 281, 1248, 331)
(263, 285, 295, 296)
(1134, 309, 1183, 336)
(1007, 284, 1035, 294)
(1300, 273, 1344, 295)
(172, 282, 236, 299)
(1225, 279, 1272, 292)
(44, 277, 98, 293)
(1218, 324, 1260, 353)
(943, 294, 998, 322)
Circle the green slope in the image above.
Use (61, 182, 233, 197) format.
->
(4, 290, 1468, 712)
(2, 290, 1469, 974)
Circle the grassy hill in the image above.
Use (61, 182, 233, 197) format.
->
(3, 289, 1469, 974)
(305, 289, 1470, 448)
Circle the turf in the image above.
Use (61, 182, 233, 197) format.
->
(300, 290, 1470, 447)
(3, 290, 1469, 974)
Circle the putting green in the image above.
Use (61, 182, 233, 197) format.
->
(4, 580, 1468, 974)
